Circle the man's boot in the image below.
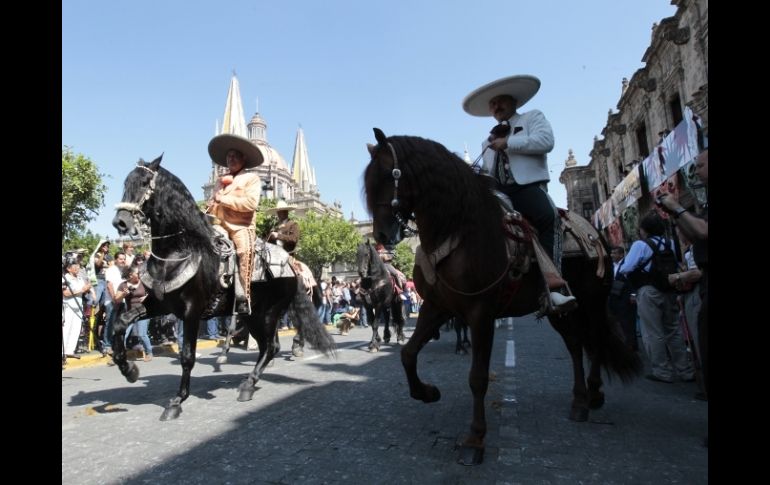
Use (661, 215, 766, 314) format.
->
(234, 261, 251, 315)
(543, 272, 577, 314)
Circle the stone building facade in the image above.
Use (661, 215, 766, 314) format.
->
(560, 0, 707, 243)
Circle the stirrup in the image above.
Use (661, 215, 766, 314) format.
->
(537, 280, 577, 317)
(549, 292, 577, 313)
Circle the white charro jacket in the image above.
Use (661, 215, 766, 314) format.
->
(480, 109, 555, 186)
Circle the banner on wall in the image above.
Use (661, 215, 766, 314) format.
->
(592, 106, 703, 230)
(640, 106, 703, 192)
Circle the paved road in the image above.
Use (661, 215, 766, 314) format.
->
(62, 315, 707, 484)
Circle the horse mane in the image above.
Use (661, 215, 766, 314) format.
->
(370, 135, 503, 267)
(125, 162, 216, 270)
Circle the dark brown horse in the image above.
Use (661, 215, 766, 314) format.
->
(112, 156, 335, 420)
(364, 129, 641, 465)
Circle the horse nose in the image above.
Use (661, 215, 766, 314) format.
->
(112, 214, 127, 234)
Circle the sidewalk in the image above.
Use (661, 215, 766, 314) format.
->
(62, 325, 333, 371)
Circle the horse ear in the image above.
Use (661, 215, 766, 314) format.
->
(366, 143, 376, 157)
(373, 128, 387, 145)
(149, 153, 164, 170)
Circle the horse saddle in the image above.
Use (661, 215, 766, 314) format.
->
(208, 226, 296, 290)
(558, 208, 607, 277)
(252, 240, 296, 281)
(414, 203, 535, 287)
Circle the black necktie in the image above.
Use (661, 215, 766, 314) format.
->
(489, 122, 512, 184)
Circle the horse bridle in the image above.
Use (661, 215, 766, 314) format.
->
(384, 142, 418, 237)
(114, 163, 185, 248)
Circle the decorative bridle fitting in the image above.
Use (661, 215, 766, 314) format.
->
(386, 142, 418, 237)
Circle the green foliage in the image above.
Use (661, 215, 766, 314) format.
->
(392, 241, 415, 280)
(255, 198, 279, 239)
(62, 146, 108, 243)
(295, 212, 361, 279)
(62, 229, 103, 256)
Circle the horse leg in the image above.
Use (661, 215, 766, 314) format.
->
(161, 316, 200, 421)
(237, 306, 280, 401)
(401, 301, 444, 403)
(463, 324, 471, 350)
(395, 300, 407, 344)
(291, 327, 304, 358)
(549, 317, 590, 422)
(457, 315, 494, 466)
(383, 308, 392, 343)
(454, 318, 466, 355)
(587, 354, 605, 410)
(289, 305, 304, 357)
(112, 306, 145, 384)
(368, 306, 381, 352)
(215, 313, 238, 365)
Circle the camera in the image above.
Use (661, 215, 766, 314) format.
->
(62, 251, 79, 273)
(655, 194, 665, 207)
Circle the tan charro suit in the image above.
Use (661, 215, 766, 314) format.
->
(207, 168, 261, 305)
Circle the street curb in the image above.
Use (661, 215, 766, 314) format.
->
(62, 325, 335, 371)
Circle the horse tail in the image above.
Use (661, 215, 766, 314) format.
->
(291, 279, 336, 358)
(596, 313, 643, 383)
(591, 266, 643, 383)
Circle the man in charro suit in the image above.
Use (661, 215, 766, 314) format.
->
(463, 74, 576, 313)
(206, 133, 264, 314)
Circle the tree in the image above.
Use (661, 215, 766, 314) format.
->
(62, 146, 107, 243)
(62, 229, 104, 256)
(254, 198, 278, 239)
(295, 212, 361, 279)
(393, 240, 415, 280)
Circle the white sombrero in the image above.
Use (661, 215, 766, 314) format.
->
(265, 199, 297, 214)
(462, 75, 541, 117)
(208, 134, 265, 168)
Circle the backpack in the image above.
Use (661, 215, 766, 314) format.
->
(629, 238, 678, 292)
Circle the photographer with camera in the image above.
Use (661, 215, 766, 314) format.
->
(62, 257, 92, 359)
(114, 266, 153, 361)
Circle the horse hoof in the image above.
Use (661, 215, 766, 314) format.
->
(384, 338, 391, 344)
(160, 404, 182, 421)
(292, 348, 304, 358)
(424, 384, 441, 403)
(569, 407, 589, 422)
(237, 388, 256, 402)
(588, 392, 605, 410)
(411, 384, 441, 403)
(215, 354, 228, 365)
(457, 445, 485, 466)
(125, 363, 139, 383)
(369, 346, 379, 353)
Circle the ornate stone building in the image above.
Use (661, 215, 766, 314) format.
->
(560, 0, 707, 232)
(202, 74, 342, 219)
(558, 149, 597, 220)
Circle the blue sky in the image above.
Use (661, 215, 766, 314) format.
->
(63, 0, 676, 240)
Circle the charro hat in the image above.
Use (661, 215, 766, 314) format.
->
(462, 74, 541, 117)
(265, 200, 297, 215)
(208, 134, 265, 168)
